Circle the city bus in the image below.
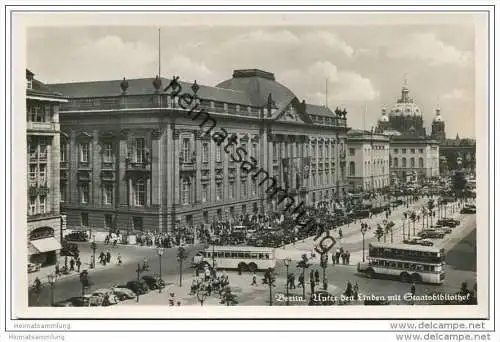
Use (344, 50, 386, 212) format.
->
(357, 242, 446, 284)
(192, 245, 276, 272)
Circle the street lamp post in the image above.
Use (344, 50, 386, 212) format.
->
(177, 246, 187, 287)
(47, 274, 56, 306)
(157, 247, 164, 293)
(135, 263, 142, 302)
(90, 240, 97, 269)
(361, 226, 367, 262)
(284, 257, 291, 306)
(402, 218, 406, 241)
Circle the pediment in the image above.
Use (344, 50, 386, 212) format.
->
(271, 97, 312, 124)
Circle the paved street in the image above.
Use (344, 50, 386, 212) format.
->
(28, 198, 476, 308)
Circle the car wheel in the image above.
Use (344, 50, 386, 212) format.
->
(400, 272, 411, 283)
(411, 273, 422, 283)
(248, 262, 258, 272)
(366, 268, 375, 279)
(238, 262, 248, 272)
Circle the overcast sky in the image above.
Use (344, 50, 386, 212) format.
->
(27, 24, 476, 138)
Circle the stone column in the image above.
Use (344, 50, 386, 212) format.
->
(118, 130, 129, 208)
(195, 130, 202, 203)
(173, 130, 180, 206)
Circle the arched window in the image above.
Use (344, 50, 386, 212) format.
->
(410, 157, 415, 168)
(349, 161, 355, 176)
(419, 157, 424, 168)
(402, 157, 407, 168)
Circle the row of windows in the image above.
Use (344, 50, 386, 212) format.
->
(26, 103, 54, 123)
(28, 137, 49, 162)
(203, 251, 271, 260)
(369, 259, 438, 272)
(61, 138, 148, 164)
(394, 148, 425, 154)
(28, 196, 48, 216)
(80, 213, 143, 230)
(391, 157, 425, 168)
(76, 179, 145, 207)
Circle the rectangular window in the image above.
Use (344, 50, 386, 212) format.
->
(229, 181, 235, 199)
(242, 181, 247, 197)
(104, 214, 113, 229)
(202, 143, 209, 163)
(216, 145, 222, 162)
(29, 198, 36, 215)
(252, 143, 258, 158)
(134, 179, 146, 206)
(80, 143, 89, 163)
(411, 148, 415, 154)
(273, 143, 278, 162)
(103, 183, 113, 205)
(133, 217, 143, 231)
(349, 148, 355, 156)
(29, 165, 37, 183)
(60, 182, 67, 203)
(39, 140, 47, 160)
(27, 78, 32, 89)
(216, 183, 223, 201)
(81, 213, 89, 227)
(103, 143, 113, 162)
(29, 142, 37, 160)
(60, 142, 67, 163)
(202, 184, 208, 202)
(39, 164, 46, 184)
(80, 183, 89, 204)
(135, 138, 145, 163)
(39, 196, 46, 214)
(402, 148, 407, 154)
(252, 179, 257, 195)
(394, 149, 398, 153)
(182, 179, 190, 204)
(182, 138, 190, 162)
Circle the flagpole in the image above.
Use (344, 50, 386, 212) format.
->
(158, 28, 161, 77)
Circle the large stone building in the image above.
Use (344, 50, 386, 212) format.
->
(376, 82, 440, 184)
(347, 129, 390, 192)
(49, 69, 349, 234)
(26, 69, 67, 265)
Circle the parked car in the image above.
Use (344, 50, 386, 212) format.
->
(437, 218, 459, 227)
(141, 275, 166, 290)
(52, 300, 73, 307)
(125, 280, 150, 295)
(27, 263, 41, 273)
(419, 239, 434, 246)
(417, 229, 445, 239)
(91, 289, 120, 306)
(64, 231, 89, 242)
(112, 287, 136, 301)
(461, 206, 476, 214)
(403, 237, 423, 245)
(68, 296, 91, 307)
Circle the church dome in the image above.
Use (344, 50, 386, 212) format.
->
(389, 85, 422, 117)
(433, 108, 444, 122)
(379, 107, 389, 122)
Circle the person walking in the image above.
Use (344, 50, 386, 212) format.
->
(331, 253, 336, 265)
(117, 254, 122, 265)
(76, 258, 81, 272)
(335, 248, 341, 264)
(69, 258, 75, 271)
(251, 272, 257, 286)
(290, 273, 296, 289)
(314, 269, 320, 284)
(298, 273, 305, 288)
(106, 250, 111, 263)
(346, 250, 351, 265)
(55, 262, 60, 278)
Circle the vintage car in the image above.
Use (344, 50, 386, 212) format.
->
(27, 263, 41, 273)
(125, 280, 150, 295)
(417, 229, 445, 239)
(419, 239, 434, 247)
(141, 275, 166, 290)
(91, 289, 120, 306)
(112, 287, 136, 301)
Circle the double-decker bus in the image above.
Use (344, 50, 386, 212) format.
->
(357, 242, 446, 284)
(192, 245, 276, 272)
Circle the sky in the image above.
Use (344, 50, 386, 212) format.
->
(27, 24, 476, 138)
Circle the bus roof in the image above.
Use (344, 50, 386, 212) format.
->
(368, 242, 443, 253)
(203, 245, 275, 252)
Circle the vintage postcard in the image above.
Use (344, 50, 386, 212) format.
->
(7, 8, 491, 324)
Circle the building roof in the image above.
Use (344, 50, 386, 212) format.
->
(347, 129, 390, 142)
(26, 70, 67, 100)
(48, 77, 254, 106)
(216, 69, 297, 108)
(305, 103, 336, 117)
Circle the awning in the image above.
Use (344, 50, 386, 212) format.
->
(30, 238, 62, 253)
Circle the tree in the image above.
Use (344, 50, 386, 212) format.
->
(452, 171, 467, 198)
(375, 224, 384, 242)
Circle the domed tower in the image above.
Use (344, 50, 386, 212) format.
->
(388, 78, 425, 136)
(376, 106, 390, 132)
(431, 106, 446, 141)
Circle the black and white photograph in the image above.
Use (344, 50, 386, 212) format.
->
(3, 6, 495, 335)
